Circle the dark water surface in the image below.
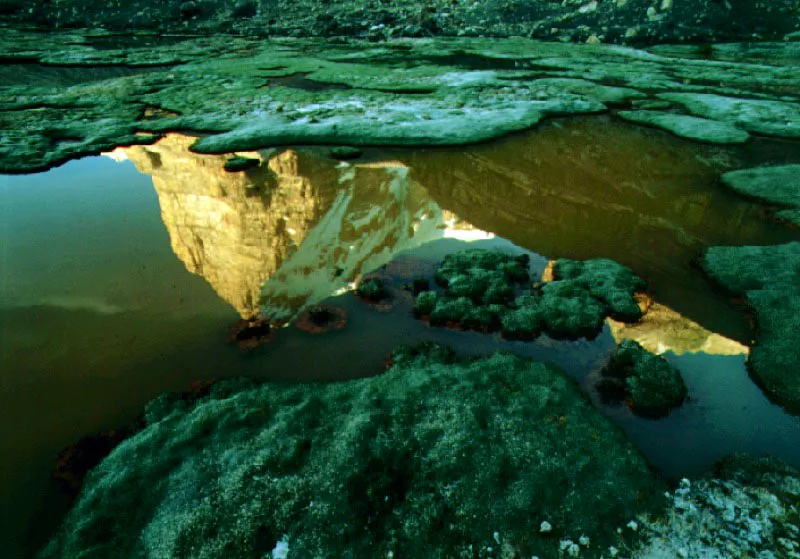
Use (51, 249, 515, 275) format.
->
(2, 117, 800, 558)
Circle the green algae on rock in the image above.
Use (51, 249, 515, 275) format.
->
(355, 276, 389, 302)
(39, 343, 664, 559)
(598, 339, 688, 418)
(416, 250, 645, 341)
(721, 165, 800, 227)
(703, 242, 800, 413)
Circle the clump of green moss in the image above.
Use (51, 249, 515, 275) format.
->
(223, 155, 260, 172)
(415, 250, 645, 341)
(40, 343, 664, 559)
(356, 276, 389, 302)
(598, 339, 688, 418)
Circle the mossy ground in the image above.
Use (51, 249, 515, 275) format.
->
(703, 242, 800, 413)
(40, 343, 664, 559)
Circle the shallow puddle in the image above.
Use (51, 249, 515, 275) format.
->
(2, 116, 800, 558)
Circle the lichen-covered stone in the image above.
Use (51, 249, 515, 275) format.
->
(40, 343, 664, 559)
(599, 339, 688, 418)
(635, 455, 800, 558)
(703, 242, 800, 413)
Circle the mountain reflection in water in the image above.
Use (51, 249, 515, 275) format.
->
(395, 116, 800, 344)
(124, 135, 481, 322)
(3, 114, 800, 559)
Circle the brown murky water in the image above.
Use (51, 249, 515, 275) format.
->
(2, 116, 800, 558)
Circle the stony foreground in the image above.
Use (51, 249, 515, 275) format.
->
(40, 344, 664, 559)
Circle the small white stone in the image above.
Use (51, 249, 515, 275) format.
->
(660, 0, 673, 10)
(627, 520, 638, 531)
(579, 535, 590, 546)
(559, 539, 574, 551)
(568, 543, 581, 557)
(609, 546, 619, 557)
(540, 521, 553, 533)
(493, 532, 501, 544)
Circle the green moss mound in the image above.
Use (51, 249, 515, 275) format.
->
(416, 250, 645, 341)
(40, 344, 664, 559)
(355, 276, 389, 302)
(703, 242, 800, 413)
(598, 340, 688, 418)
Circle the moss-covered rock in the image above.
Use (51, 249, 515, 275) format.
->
(2, 32, 799, 174)
(703, 242, 800, 413)
(223, 155, 260, 172)
(536, 281, 608, 340)
(417, 250, 646, 341)
(720, 165, 800, 227)
(412, 289, 438, 317)
(355, 276, 389, 302)
(552, 258, 646, 323)
(599, 339, 688, 418)
(617, 110, 750, 145)
(40, 343, 664, 559)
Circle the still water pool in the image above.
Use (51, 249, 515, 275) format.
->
(2, 116, 800, 558)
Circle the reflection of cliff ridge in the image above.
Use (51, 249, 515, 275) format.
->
(125, 135, 471, 320)
(608, 303, 748, 357)
(397, 117, 799, 343)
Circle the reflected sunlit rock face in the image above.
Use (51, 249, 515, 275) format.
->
(125, 135, 475, 320)
(395, 117, 799, 343)
(608, 303, 748, 357)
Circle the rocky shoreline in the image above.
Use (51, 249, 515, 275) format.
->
(2, 0, 799, 46)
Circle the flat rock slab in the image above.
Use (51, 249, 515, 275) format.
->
(721, 165, 800, 226)
(658, 93, 800, 139)
(617, 110, 750, 144)
(1, 33, 799, 174)
(40, 343, 663, 558)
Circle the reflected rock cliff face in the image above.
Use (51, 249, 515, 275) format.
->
(398, 117, 798, 343)
(608, 303, 748, 357)
(125, 135, 465, 320)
